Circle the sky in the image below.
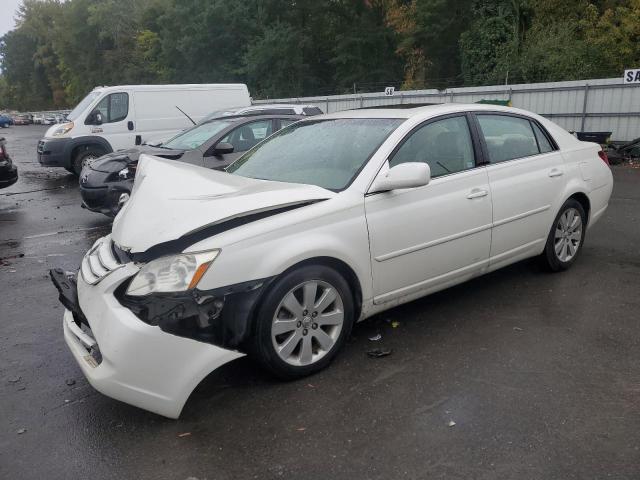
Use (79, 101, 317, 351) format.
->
(0, 0, 23, 38)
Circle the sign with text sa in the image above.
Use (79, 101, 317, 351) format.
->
(624, 69, 640, 84)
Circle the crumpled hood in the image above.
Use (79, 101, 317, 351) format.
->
(111, 154, 335, 253)
(90, 146, 185, 173)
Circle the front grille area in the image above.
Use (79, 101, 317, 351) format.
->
(80, 238, 124, 285)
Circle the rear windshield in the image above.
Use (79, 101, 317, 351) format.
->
(227, 118, 403, 191)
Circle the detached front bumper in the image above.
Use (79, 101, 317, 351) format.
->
(56, 263, 244, 418)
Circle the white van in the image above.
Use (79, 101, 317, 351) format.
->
(37, 84, 251, 174)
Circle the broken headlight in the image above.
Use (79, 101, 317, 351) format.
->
(126, 250, 220, 296)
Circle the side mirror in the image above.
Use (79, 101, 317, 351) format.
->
(369, 162, 431, 193)
(213, 142, 234, 155)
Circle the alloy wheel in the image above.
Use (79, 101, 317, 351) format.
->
(271, 280, 344, 366)
(554, 207, 583, 262)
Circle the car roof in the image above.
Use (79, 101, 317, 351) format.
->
(320, 103, 531, 120)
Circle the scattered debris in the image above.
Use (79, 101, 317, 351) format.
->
(513, 327, 524, 332)
(178, 432, 191, 437)
(367, 348, 392, 358)
(306, 383, 315, 388)
(391, 321, 400, 328)
(368, 333, 382, 341)
(17, 428, 26, 434)
(8, 376, 21, 383)
(65, 378, 76, 386)
(296, 427, 306, 432)
(448, 420, 456, 427)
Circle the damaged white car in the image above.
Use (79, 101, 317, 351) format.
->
(51, 104, 613, 418)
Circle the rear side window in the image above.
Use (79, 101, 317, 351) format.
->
(93, 92, 129, 123)
(279, 118, 299, 128)
(532, 122, 554, 153)
(477, 114, 539, 163)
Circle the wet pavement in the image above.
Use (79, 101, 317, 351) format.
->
(1, 125, 639, 479)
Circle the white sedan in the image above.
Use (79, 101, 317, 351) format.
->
(51, 104, 613, 418)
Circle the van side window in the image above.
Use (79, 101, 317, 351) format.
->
(93, 93, 129, 123)
(531, 122, 554, 153)
(476, 114, 540, 163)
(389, 115, 476, 178)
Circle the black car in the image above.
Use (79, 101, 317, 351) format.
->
(79, 114, 303, 217)
(0, 138, 18, 189)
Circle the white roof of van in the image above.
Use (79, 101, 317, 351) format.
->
(91, 84, 248, 93)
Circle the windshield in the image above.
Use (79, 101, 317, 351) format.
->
(163, 119, 236, 150)
(66, 91, 101, 121)
(226, 118, 403, 191)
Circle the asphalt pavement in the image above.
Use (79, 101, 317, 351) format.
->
(1, 125, 639, 480)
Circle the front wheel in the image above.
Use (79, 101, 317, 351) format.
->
(250, 265, 355, 380)
(72, 147, 103, 175)
(542, 199, 586, 271)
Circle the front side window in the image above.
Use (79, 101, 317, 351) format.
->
(477, 114, 540, 163)
(219, 120, 274, 153)
(91, 92, 129, 123)
(227, 118, 403, 191)
(389, 115, 476, 177)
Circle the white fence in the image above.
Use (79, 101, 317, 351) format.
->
(255, 78, 640, 141)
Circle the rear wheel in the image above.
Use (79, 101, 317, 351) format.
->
(250, 265, 354, 380)
(542, 199, 586, 271)
(72, 147, 103, 175)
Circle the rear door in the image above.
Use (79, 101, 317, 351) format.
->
(473, 113, 567, 269)
(203, 118, 275, 170)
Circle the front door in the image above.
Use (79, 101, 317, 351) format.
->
(90, 91, 135, 151)
(365, 114, 493, 304)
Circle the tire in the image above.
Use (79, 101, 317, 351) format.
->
(71, 147, 103, 175)
(250, 265, 355, 380)
(541, 199, 586, 272)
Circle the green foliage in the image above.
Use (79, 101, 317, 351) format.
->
(0, 0, 638, 110)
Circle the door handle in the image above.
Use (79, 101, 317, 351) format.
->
(127, 121, 134, 131)
(548, 169, 564, 177)
(467, 188, 488, 199)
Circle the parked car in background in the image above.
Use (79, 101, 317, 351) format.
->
(13, 114, 32, 125)
(0, 114, 13, 128)
(80, 113, 303, 216)
(0, 138, 18, 188)
(54, 114, 66, 123)
(37, 83, 252, 175)
(33, 114, 44, 125)
(199, 103, 323, 124)
(51, 104, 613, 418)
(43, 115, 56, 125)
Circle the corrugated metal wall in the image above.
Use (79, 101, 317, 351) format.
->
(254, 77, 640, 141)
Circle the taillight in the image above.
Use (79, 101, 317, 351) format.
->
(598, 150, 609, 166)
